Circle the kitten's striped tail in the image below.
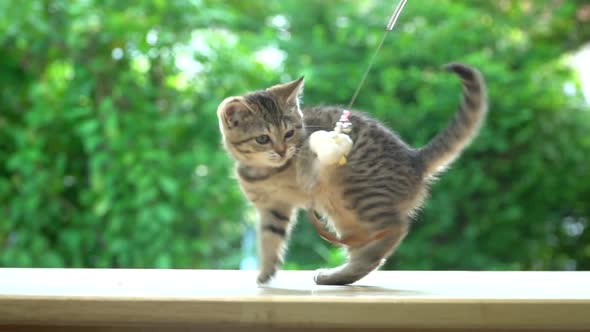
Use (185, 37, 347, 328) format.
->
(418, 63, 488, 177)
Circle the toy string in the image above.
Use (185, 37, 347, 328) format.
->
(347, 0, 407, 110)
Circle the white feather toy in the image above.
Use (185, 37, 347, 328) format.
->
(309, 110, 353, 166)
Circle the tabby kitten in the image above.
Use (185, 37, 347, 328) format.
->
(217, 63, 487, 285)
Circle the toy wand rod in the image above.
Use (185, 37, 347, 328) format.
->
(347, 0, 408, 110)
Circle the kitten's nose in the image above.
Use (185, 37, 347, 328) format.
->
(276, 147, 286, 157)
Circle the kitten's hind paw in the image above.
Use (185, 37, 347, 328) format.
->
(313, 268, 356, 286)
(313, 268, 331, 285)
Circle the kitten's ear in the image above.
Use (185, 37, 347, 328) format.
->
(217, 97, 251, 129)
(268, 76, 304, 107)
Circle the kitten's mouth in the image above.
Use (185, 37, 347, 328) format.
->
(271, 156, 290, 167)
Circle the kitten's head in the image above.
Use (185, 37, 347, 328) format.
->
(217, 77, 305, 168)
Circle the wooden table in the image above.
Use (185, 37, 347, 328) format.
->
(0, 269, 588, 331)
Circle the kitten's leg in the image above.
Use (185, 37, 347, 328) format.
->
(295, 141, 321, 192)
(314, 223, 408, 285)
(256, 204, 296, 284)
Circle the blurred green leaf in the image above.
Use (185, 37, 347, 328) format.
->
(0, 0, 588, 272)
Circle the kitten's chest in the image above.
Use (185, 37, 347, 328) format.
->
(237, 166, 308, 207)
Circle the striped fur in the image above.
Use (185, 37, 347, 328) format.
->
(217, 63, 487, 285)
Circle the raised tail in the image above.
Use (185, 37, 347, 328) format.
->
(418, 63, 488, 177)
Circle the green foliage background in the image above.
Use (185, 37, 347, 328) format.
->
(1, 0, 589, 271)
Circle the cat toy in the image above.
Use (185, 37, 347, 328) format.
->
(308, 110, 353, 166)
(307, 0, 408, 248)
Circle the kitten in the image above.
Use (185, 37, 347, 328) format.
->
(217, 63, 487, 285)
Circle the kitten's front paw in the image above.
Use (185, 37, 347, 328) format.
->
(296, 161, 320, 193)
(313, 268, 331, 285)
(257, 268, 277, 285)
(300, 175, 319, 193)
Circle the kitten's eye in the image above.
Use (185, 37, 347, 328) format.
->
(284, 130, 295, 139)
(255, 135, 271, 144)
